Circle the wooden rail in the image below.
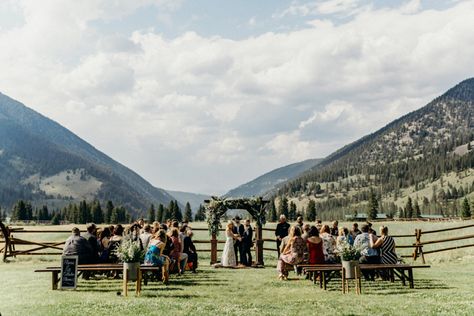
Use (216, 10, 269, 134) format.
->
(2, 220, 474, 264)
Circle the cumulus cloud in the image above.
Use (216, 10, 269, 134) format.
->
(1, 0, 474, 194)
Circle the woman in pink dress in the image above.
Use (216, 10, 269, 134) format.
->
(277, 226, 306, 280)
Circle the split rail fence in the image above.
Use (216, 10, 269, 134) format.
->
(2, 221, 474, 264)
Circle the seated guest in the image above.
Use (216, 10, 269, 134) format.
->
(83, 223, 99, 263)
(183, 229, 198, 273)
(108, 224, 124, 263)
(169, 228, 188, 275)
(315, 219, 322, 231)
(354, 224, 380, 281)
(330, 221, 339, 237)
(140, 224, 153, 250)
(301, 224, 311, 242)
(371, 226, 397, 264)
(336, 227, 353, 247)
(62, 227, 93, 264)
(307, 226, 325, 264)
(275, 215, 290, 258)
(350, 223, 361, 243)
(277, 226, 305, 280)
(98, 227, 112, 262)
(296, 216, 304, 229)
(320, 225, 337, 263)
(144, 229, 170, 284)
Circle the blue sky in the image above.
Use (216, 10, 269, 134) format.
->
(1, 0, 474, 194)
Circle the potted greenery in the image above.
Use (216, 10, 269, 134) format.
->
(336, 240, 362, 278)
(114, 237, 145, 281)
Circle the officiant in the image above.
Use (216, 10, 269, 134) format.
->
(241, 219, 253, 266)
(232, 216, 245, 264)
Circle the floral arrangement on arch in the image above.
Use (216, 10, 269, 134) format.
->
(205, 197, 268, 236)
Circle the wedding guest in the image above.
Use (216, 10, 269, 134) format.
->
(350, 223, 361, 243)
(183, 230, 198, 272)
(140, 224, 153, 250)
(83, 223, 99, 263)
(301, 224, 311, 241)
(320, 225, 337, 263)
(315, 219, 323, 231)
(108, 224, 124, 263)
(63, 227, 94, 264)
(144, 229, 170, 284)
(98, 227, 112, 262)
(330, 221, 339, 237)
(336, 227, 353, 246)
(275, 215, 290, 257)
(169, 228, 188, 275)
(152, 221, 161, 234)
(233, 216, 245, 264)
(241, 219, 253, 266)
(296, 216, 304, 229)
(371, 226, 397, 264)
(277, 226, 305, 280)
(307, 226, 325, 264)
(354, 224, 380, 281)
(179, 225, 189, 270)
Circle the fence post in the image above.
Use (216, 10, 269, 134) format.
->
(210, 233, 217, 265)
(0, 221, 11, 262)
(255, 226, 264, 266)
(412, 228, 425, 264)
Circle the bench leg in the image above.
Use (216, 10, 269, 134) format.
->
(408, 268, 414, 289)
(123, 272, 128, 297)
(52, 271, 59, 290)
(323, 271, 327, 290)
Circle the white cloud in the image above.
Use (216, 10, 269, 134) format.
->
(1, 0, 474, 194)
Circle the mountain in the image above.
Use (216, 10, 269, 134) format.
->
(275, 78, 474, 219)
(0, 92, 175, 212)
(225, 158, 322, 198)
(166, 190, 211, 212)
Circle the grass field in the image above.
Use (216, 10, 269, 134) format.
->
(1, 220, 474, 315)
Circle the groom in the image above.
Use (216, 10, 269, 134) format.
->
(232, 216, 245, 265)
(241, 219, 253, 266)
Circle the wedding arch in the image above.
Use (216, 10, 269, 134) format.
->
(204, 197, 269, 266)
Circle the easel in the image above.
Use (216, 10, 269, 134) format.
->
(123, 265, 142, 296)
(341, 266, 362, 294)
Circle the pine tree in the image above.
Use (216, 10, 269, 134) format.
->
(110, 208, 119, 224)
(157, 204, 165, 223)
(91, 201, 104, 224)
(25, 202, 33, 221)
(173, 200, 183, 222)
(368, 190, 378, 220)
(12, 200, 27, 221)
(147, 204, 156, 223)
(194, 204, 206, 222)
(462, 197, 471, 218)
(162, 205, 171, 222)
(414, 199, 421, 218)
(105, 200, 114, 224)
(277, 196, 289, 218)
(184, 202, 193, 222)
(288, 201, 297, 221)
(0, 207, 4, 221)
(306, 200, 317, 222)
(405, 197, 414, 219)
(51, 212, 61, 225)
(267, 199, 277, 222)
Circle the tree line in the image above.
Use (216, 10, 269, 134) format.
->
(5, 199, 208, 225)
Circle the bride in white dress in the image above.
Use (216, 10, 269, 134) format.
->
(221, 221, 241, 267)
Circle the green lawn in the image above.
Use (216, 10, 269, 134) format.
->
(1, 221, 474, 315)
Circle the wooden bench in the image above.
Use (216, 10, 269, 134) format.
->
(298, 263, 430, 290)
(35, 264, 162, 296)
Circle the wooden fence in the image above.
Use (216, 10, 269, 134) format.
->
(2, 221, 474, 264)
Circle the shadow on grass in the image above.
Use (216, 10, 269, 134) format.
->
(320, 277, 452, 294)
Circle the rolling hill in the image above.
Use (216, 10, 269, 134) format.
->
(274, 78, 474, 219)
(225, 158, 322, 198)
(0, 92, 175, 213)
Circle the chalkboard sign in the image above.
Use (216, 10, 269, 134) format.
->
(60, 256, 78, 290)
